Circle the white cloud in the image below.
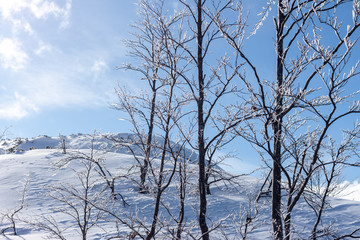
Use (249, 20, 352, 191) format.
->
(0, 103, 29, 120)
(59, 0, 72, 29)
(0, 0, 72, 70)
(0, 0, 71, 27)
(11, 19, 34, 35)
(0, 0, 23, 19)
(0, 58, 115, 120)
(25, 73, 102, 107)
(34, 41, 52, 56)
(0, 38, 28, 70)
(30, 0, 72, 28)
(0, 0, 124, 121)
(0, 92, 38, 120)
(91, 59, 108, 74)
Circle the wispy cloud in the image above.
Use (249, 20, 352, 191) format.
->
(0, 68, 112, 120)
(91, 59, 109, 76)
(34, 41, 53, 56)
(0, 92, 38, 120)
(0, 0, 84, 120)
(0, 38, 28, 70)
(0, 0, 72, 71)
(0, 0, 129, 121)
(0, 0, 72, 30)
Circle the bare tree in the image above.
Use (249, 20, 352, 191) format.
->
(145, 11, 187, 238)
(171, 1, 252, 238)
(218, 188, 264, 240)
(217, 0, 360, 239)
(59, 134, 66, 154)
(28, 215, 67, 240)
(57, 132, 128, 205)
(174, 152, 189, 240)
(0, 179, 28, 236)
(114, 1, 193, 238)
(113, 0, 174, 194)
(116, 1, 256, 238)
(47, 159, 108, 240)
(303, 128, 360, 239)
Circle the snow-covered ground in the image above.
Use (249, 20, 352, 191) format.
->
(0, 134, 359, 239)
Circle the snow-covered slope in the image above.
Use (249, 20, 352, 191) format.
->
(0, 133, 143, 153)
(0, 134, 359, 239)
(0, 133, 197, 162)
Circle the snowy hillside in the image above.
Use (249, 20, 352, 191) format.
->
(0, 133, 197, 162)
(0, 133, 126, 154)
(0, 134, 359, 239)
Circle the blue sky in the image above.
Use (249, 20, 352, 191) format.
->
(0, 0, 274, 140)
(0, 0, 139, 138)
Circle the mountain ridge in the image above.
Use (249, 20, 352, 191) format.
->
(0, 132, 198, 162)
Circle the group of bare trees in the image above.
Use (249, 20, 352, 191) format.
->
(2, 0, 359, 239)
(114, 0, 360, 239)
(218, 1, 360, 239)
(115, 0, 247, 239)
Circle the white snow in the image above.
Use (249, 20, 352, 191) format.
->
(0, 134, 359, 239)
(337, 181, 360, 202)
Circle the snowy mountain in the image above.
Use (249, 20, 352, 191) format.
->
(0, 134, 359, 239)
(0, 133, 122, 154)
(0, 133, 197, 162)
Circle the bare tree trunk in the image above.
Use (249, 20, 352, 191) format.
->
(176, 160, 186, 240)
(196, 1, 209, 239)
(147, 49, 180, 238)
(272, 2, 285, 239)
(146, 148, 167, 240)
(116, 0, 166, 194)
(284, 212, 291, 240)
(140, 84, 157, 194)
(205, 171, 211, 195)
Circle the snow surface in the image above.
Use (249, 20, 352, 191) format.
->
(0, 134, 359, 239)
